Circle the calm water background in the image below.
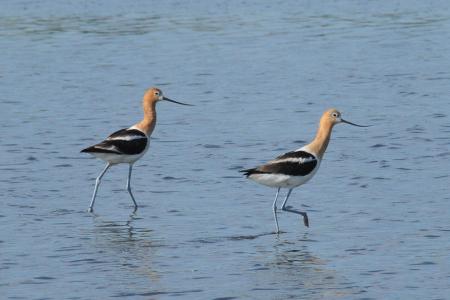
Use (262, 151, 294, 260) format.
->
(1, 1, 450, 299)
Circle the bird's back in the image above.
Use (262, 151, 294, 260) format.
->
(81, 128, 149, 164)
(240, 149, 320, 188)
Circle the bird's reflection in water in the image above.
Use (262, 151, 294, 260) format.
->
(91, 211, 161, 282)
(273, 233, 323, 267)
(268, 233, 354, 299)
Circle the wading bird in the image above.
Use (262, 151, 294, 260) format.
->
(241, 108, 368, 233)
(81, 88, 192, 212)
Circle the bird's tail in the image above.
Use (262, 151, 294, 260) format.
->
(239, 168, 258, 177)
(80, 146, 95, 153)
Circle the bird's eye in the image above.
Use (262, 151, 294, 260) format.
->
(155, 92, 160, 96)
(332, 113, 338, 117)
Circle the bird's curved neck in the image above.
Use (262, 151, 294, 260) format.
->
(135, 100, 156, 136)
(307, 120, 334, 159)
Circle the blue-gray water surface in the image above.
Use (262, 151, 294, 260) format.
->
(1, 1, 450, 299)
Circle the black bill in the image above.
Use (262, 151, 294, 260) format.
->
(341, 119, 370, 127)
(163, 96, 194, 106)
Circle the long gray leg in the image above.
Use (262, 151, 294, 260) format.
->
(88, 163, 111, 212)
(272, 187, 281, 234)
(126, 164, 138, 210)
(281, 189, 309, 227)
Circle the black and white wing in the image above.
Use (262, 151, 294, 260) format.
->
(81, 128, 148, 155)
(241, 150, 318, 177)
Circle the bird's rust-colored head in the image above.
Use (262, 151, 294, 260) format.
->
(142, 87, 193, 106)
(143, 87, 163, 103)
(320, 108, 368, 128)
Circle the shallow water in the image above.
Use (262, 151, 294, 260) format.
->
(1, 1, 450, 299)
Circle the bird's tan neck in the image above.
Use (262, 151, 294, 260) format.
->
(306, 120, 334, 159)
(134, 101, 157, 136)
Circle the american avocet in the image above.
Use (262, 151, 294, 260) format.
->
(81, 87, 192, 212)
(240, 108, 368, 233)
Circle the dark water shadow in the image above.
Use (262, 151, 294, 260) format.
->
(227, 231, 279, 241)
(189, 230, 315, 245)
(111, 289, 204, 298)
